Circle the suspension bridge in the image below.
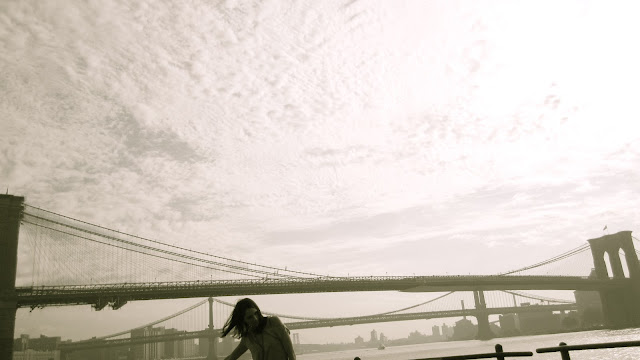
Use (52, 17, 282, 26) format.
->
(59, 290, 578, 354)
(2, 194, 640, 360)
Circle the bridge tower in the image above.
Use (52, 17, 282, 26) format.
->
(207, 297, 218, 360)
(588, 231, 640, 328)
(473, 290, 495, 340)
(0, 195, 23, 360)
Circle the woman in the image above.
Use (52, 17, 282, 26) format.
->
(222, 298, 296, 360)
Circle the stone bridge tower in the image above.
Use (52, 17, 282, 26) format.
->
(473, 290, 495, 340)
(588, 230, 640, 328)
(0, 195, 24, 360)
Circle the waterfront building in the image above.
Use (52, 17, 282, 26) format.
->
(12, 349, 60, 360)
(574, 294, 604, 327)
(499, 314, 520, 335)
(184, 338, 198, 356)
(14, 334, 62, 352)
(198, 336, 209, 357)
(558, 310, 581, 330)
(354, 335, 364, 345)
(68, 347, 106, 360)
(164, 328, 177, 357)
(149, 326, 165, 359)
(431, 325, 441, 337)
(131, 326, 165, 360)
(489, 322, 502, 337)
(517, 304, 560, 334)
(292, 333, 300, 345)
(163, 328, 188, 358)
(369, 329, 378, 343)
(441, 323, 455, 339)
(408, 330, 427, 343)
(13, 334, 29, 352)
(131, 327, 147, 360)
(452, 318, 476, 340)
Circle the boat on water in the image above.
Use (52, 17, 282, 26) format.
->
(377, 343, 386, 350)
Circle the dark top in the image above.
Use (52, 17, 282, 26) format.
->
(240, 316, 294, 360)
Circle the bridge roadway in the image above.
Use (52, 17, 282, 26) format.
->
(59, 303, 577, 351)
(15, 275, 626, 308)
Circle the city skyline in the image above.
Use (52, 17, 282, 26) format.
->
(13, 295, 603, 358)
(3, 0, 640, 346)
(12, 285, 601, 345)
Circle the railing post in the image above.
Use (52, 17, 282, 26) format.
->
(558, 342, 571, 360)
(495, 344, 505, 360)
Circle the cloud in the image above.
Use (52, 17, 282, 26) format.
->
(3, 0, 640, 343)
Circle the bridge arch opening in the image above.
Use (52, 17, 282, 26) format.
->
(619, 248, 629, 278)
(603, 251, 613, 278)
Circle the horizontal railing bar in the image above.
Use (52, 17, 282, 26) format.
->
(415, 345, 533, 359)
(536, 340, 640, 353)
(415, 352, 533, 360)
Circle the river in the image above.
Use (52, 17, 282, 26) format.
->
(297, 328, 640, 360)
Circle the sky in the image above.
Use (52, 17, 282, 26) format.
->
(2, 0, 640, 345)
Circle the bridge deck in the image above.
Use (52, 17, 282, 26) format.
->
(13, 275, 627, 308)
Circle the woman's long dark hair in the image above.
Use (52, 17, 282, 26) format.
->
(221, 298, 267, 338)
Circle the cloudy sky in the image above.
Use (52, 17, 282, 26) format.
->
(3, 0, 640, 344)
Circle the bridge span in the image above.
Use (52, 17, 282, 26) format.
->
(15, 276, 626, 308)
(59, 303, 577, 352)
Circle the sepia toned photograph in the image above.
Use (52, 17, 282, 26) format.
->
(2, 1, 640, 359)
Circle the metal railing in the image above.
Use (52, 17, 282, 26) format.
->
(415, 344, 532, 360)
(411, 339, 640, 360)
(536, 339, 640, 359)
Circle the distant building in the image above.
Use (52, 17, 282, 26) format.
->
(379, 333, 387, 344)
(131, 327, 147, 360)
(184, 338, 198, 357)
(431, 325, 441, 337)
(452, 318, 476, 340)
(489, 322, 502, 337)
(517, 304, 560, 334)
(68, 346, 107, 360)
(150, 326, 165, 359)
(441, 323, 454, 339)
(199, 336, 212, 357)
(164, 328, 179, 358)
(499, 314, 520, 335)
(13, 334, 63, 353)
(354, 335, 364, 345)
(28, 334, 62, 351)
(131, 326, 165, 359)
(558, 310, 581, 330)
(369, 329, 378, 343)
(407, 330, 427, 343)
(14, 334, 29, 352)
(292, 333, 300, 345)
(12, 349, 60, 360)
(574, 292, 604, 327)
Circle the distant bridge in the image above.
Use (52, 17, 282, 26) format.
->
(59, 303, 577, 352)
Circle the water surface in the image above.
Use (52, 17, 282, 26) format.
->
(298, 328, 640, 360)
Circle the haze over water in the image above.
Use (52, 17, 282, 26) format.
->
(298, 328, 640, 360)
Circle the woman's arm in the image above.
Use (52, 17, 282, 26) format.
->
(225, 340, 248, 360)
(272, 316, 296, 360)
